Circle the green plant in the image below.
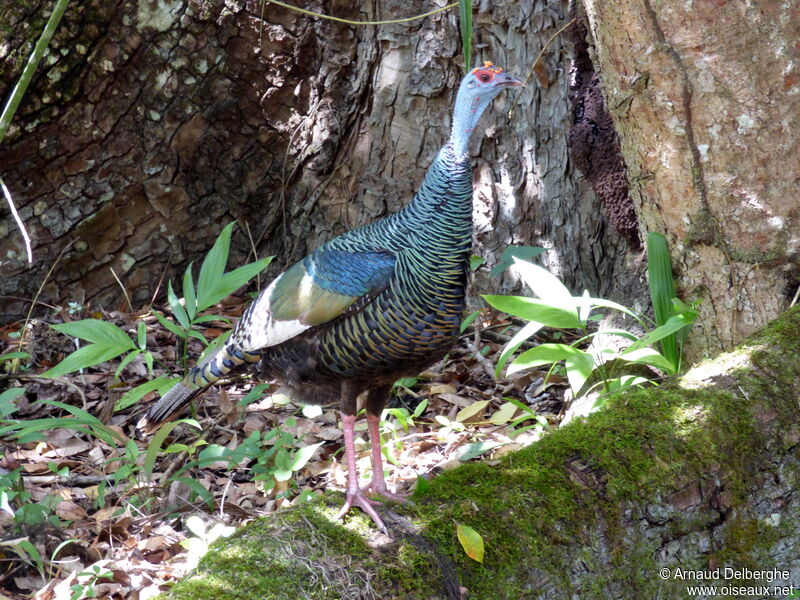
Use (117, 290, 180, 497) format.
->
(0, 0, 69, 142)
(0, 536, 46, 582)
(459, 0, 472, 69)
(68, 563, 114, 600)
(0, 350, 29, 416)
(489, 397, 551, 438)
(379, 398, 429, 465)
(0, 399, 126, 445)
(181, 515, 235, 570)
(0, 467, 64, 532)
(39, 223, 272, 410)
(194, 418, 322, 498)
(647, 231, 686, 369)
(42, 319, 155, 379)
(484, 257, 697, 400)
(153, 222, 272, 368)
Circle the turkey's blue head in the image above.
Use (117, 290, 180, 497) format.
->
(451, 62, 522, 156)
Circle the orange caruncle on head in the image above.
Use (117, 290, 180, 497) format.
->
(471, 61, 505, 83)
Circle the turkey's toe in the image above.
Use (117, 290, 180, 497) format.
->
(362, 482, 411, 504)
(336, 491, 388, 534)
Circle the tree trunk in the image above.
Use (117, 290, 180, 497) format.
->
(158, 306, 800, 600)
(0, 0, 642, 324)
(581, 0, 800, 356)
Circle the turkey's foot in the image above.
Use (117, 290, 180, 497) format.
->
(361, 477, 411, 504)
(336, 491, 388, 534)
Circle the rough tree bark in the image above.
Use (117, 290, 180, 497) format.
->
(581, 0, 800, 356)
(0, 0, 642, 325)
(158, 307, 800, 599)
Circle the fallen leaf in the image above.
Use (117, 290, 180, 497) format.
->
(456, 523, 484, 563)
(456, 400, 490, 423)
(427, 383, 457, 396)
(55, 501, 88, 521)
(489, 401, 518, 425)
(438, 393, 472, 408)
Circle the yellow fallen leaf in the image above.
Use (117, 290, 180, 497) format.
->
(489, 401, 519, 425)
(456, 523, 484, 563)
(456, 400, 490, 423)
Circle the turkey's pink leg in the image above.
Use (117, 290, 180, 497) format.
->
(362, 412, 409, 502)
(335, 414, 389, 533)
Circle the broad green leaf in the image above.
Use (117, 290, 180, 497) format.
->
(618, 347, 677, 374)
(508, 343, 589, 374)
(197, 222, 234, 307)
(288, 442, 324, 472)
(0, 351, 31, 361)
(459, 0, 472, 70)
(491, 245, 546, 277)
(458, 441, 503, 461)
(143, 351, 154, 374)
(153, 311, 188, 339)
(115, 375, 179, 411)
(174, 477, 214, 508)
(489, 401, 518, 425)
(191, 314, 230, 324)
(137, 321, 147, 350)
(185, 514, 206, 538)
(273, 469, 293, 482)
(51, 319, 135, 349)
(42, 343, 130, 378)
(459, 309, 481, 333)
(198, 257, 272, 312)
(144, 419, 200, 481)
(585, 297, 647, 327)
(412, 398, 429, 419)
(456, 400, 490, 423)
(183, 262, 197, 321)
(238, 383, 270, 407)
(483, 295, 581, 329)
(457, 523, 484, 563)
(187, 329, 208, 344)
(15, 538, 44, 574)
(469, 255, 485, 271)
(565, 351, 595, 396)
(275, 448, 291, 470)
(115, 349, 141, 377)
(512, 259, 575, 307)
(647, 232, 678, 363)
(0, 388, 24, 417)
(494, 320, 544, 378)
(626, 314, 694, 354)
(168, 281, 190, 330)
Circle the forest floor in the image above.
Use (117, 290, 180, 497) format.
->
(0, 297, 573, 600)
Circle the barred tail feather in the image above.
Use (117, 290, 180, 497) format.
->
(136, 382, 201, 434)
(137, 343, 260, 434)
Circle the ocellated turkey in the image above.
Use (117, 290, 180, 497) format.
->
(138, 62, 522, 533)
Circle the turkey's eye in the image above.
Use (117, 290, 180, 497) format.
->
(478, 71, 493, 83)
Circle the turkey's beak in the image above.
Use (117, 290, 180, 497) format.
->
(498, 73, 524, 87)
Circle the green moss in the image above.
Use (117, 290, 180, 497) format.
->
(161, 502, 381, 600)
(160, 307, 800, 600)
